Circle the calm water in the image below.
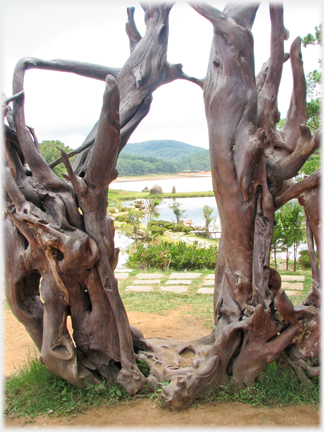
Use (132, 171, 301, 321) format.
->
(112, 176, 308, 266)
(110, 174, 213, 193)
(123, 196, 220, 228)
(114, 231, 134, 267)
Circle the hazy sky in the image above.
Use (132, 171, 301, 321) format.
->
(2, 0, 322, 150)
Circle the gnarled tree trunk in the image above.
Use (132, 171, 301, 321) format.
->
(3, 2, 320, 409)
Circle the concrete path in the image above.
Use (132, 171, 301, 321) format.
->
(115, 269, 306, 297)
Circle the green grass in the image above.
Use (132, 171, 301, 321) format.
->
(108, 189, 214, 203)
(197, 360, 320, 409)
(4, 356, 131, 419)
(118, 269, 215, 328)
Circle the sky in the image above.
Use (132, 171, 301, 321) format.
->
(1, 0, 322, 151)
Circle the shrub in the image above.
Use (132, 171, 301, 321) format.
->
(173, 224, 193, 233)
(149, 225, 166, 236)
(126, 241, 217, 271)
(298, 249, 319, 269)
(147, 220, 193, 234)
(113, 214, 129, 222)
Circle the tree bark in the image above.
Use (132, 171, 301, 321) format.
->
(3, 2, 320, 409)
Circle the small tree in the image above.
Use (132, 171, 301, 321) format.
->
(280, 204, 305, 271)
(271, 211, 283, 269)
(126, 209, 141, 241)
(203, 205, 215, 238)
(146, 197, 160, 221)
(169, 200, 187, 224)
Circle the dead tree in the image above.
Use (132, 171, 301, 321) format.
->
(3, 3, 200, 395)
(3, 2, 320, 409)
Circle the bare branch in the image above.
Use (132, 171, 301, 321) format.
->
(281, 37, 307, 152)
(85, 75, 120, 190)
(257, 4, 288, 134)
(12, 58, 65, 189)
(2, 90, 24, 107)
(162, 63, 203, 88)
(14, 57, 120, 81)
(126, 7, 142, 52)
(274, 169, 320, 210)
(270, 127, 320, 183)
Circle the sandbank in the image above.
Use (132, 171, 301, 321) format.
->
(113, 171, 212, 183)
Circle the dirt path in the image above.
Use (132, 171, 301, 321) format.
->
(3, 308, 320, 428)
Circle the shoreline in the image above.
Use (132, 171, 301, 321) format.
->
(112, 171, 212, 183)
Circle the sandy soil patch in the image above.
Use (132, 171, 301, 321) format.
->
(3, 308, 320, 428)
(112, 171, 212, 183)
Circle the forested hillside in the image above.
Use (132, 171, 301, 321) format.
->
(122, 140, 205, 162)
(116, 153, 178, 176)
(117, 140, 211, 176)
(176, 150, 210, 172)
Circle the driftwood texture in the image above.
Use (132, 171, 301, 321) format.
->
(2, 2, 320, 409)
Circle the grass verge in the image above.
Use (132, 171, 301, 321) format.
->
(4, 356, 131, 419)
(197, 360, 320, 409)
(108, 189, 214, 203)
(5, 355, 318, 420)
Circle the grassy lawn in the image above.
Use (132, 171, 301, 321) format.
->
(118, 269, 215, 328)
(108, 188, 214, 204)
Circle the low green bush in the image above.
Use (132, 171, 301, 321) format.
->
(298, 249, 318, 269)
(147, 220, 193, 234)
(113, 214, 129, 222)
(149, 225, 167, 235)
(126, 240, 217, 270)
(174, 224, 193, 233)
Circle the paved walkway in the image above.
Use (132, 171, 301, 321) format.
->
(115, 269, 305, 297)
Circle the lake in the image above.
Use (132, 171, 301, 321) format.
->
(112, 175, 308, 266)
(123, 196, 220, 229)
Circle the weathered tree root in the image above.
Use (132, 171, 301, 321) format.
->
(135, 285, 319, 409)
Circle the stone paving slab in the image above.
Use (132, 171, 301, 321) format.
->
(169, 273, 202, 279)
(202, 280, 214, 286)
(160, 286, 188, 293)
(136, 273, 161, 279)
(281, 275, 305, 281)
(282, 282, 304, 290)
(286, 290, 303, 297)
(197, 288, 214, 294)
(116, 274, 129, 279)
(133, 279, 160, 284)
(125, 286, 153, 292)
(165, 280, 192, 285)
(205, 274, 215, 279)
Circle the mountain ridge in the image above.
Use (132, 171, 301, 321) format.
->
(122, 140, 207, 162)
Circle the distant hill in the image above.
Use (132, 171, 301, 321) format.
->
(177, 150, 210, 172)
(116, 153, 178, 176)
(122, 140, 206, 162)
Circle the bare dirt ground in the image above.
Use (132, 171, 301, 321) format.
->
(112, 171, 212, 183)
(3, 307, 320, 428)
